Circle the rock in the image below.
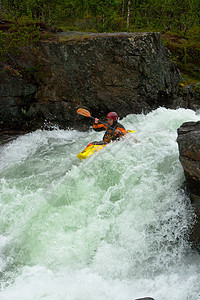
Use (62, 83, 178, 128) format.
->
(177, 121, 200, 251)
(135, 298, 154, 300)
(0, 67, 37, 132)
(37, 32, 182, 117)
(173, 85, 200, 110)
(0, 31, 198, 133)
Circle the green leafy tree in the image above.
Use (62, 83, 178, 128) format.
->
(1, 0, 200, 34)
(0, 0, 2, 22)
(0, 17, 40, 62)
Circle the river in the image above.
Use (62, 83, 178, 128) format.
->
(0, 107, 200, 300)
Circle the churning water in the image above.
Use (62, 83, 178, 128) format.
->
(0, 108, 200, 300)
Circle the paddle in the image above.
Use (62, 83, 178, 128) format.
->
(77, 108, 113, 129)
(77, 107, 136, 142)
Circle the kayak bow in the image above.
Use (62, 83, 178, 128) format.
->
(77, 130, 135, 160)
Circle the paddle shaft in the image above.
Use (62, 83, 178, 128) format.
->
(92, 116, 126, 137)
(76, 108, 117, 131)
(90, 115, 114, 130)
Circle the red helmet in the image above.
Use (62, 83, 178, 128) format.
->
(106, 112, 118, 121)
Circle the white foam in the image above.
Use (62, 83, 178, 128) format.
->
(0, 108, 200, 300)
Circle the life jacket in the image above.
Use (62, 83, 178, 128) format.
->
(93, 121, 127, 143)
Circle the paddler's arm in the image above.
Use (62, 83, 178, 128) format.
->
(117, 127, 139, 143)
(115, 128, 127, 136)
(93, 118, 107, 132)
(113, 125, 127, 140)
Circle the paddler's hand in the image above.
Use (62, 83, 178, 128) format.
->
(115, 129, 121, 135)
(95, 118, 99, 124)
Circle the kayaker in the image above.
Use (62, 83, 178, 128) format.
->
(93, 112, 127, 144)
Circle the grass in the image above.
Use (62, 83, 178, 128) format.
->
(162, 29, 200, 85)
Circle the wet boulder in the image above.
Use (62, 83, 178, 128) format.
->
(135, 298, 154, 300)
(177, 121, 200, 251)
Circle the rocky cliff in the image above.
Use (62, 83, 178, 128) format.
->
(1, 31, 198, 133)
(177, 122, 200, 251)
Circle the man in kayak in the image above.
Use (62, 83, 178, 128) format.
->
(93, 112, 127, 144)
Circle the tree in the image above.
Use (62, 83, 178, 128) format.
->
(0, 0, 200, 34)
(0, 0, 2, 22)
(121, 0, 125, 16)
(127, 0, 131, 29)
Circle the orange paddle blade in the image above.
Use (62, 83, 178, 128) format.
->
(77, 108, 91, 118)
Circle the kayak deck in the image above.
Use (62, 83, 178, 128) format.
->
(77, 130, 135, 160)
(77, 143, 107, 160)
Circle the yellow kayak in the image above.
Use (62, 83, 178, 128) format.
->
(77, 143, 107, 160)
(77, 130, 135, 160)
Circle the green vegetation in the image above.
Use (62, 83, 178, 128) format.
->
(0, 16, 42, 84)
(1, 0, 200, 33)
(163, 31, 200, 85)
(0, 17, 40, 60)
(0, 0, 200, 84)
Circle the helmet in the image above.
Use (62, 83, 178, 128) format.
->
(106, 112, 118, 121)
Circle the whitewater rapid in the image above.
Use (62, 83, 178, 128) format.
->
(0, 108, 200, 300)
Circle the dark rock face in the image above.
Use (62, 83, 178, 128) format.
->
(177, 121, 200, 251)
(0, 68, 37, 132)
(37, 32, 181, 115)
(0, 31, 188, 132)
(135, 298, 154, 300)
(1, 32, 199, 133)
